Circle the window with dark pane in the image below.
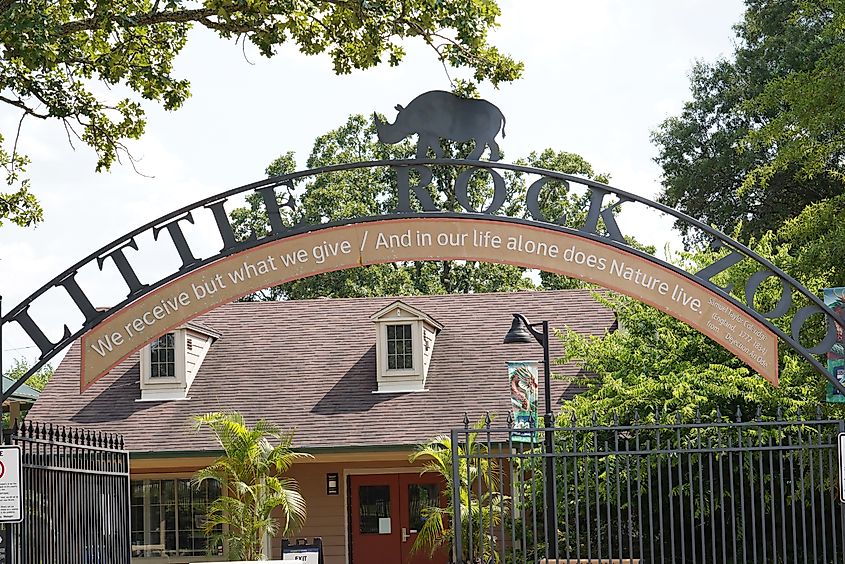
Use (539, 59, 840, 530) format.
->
(130, 478, 222, 558)
(150, 333, 176, 378)
(386, 324, 413, 370)
(359, 485, 390, 534)
(408, 484, 439, 531)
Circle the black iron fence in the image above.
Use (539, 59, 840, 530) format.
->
(3, 422, 131, 564)
(451, 411, 845, 564)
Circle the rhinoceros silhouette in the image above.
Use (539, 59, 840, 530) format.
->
(374, 90, 506, 161)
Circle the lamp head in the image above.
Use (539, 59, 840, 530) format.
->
(503, 314, 535, 344)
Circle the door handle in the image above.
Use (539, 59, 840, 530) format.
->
(401, 527, 410, 542)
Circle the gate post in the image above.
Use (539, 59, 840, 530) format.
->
(451, 428, 462, 563)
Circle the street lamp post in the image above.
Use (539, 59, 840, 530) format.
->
(503, 312, 559, 560)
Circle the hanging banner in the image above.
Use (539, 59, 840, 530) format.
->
(825, 288, 845, 403)
(508, 361, 539, 443)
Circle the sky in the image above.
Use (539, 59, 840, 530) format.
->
(0, 1, 747, 371)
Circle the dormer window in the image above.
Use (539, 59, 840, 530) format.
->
(370, 301, 442, 393)
(138, 322, 220, 402)
(387, 324, 413, 370)
(150, 333, 176, 378)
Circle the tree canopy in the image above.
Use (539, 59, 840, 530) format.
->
(2, 357, 52, 392)
(559, 190, 845, 422)
(652, 0, 845, 246)
(229, 110, 610, 300)
(0, 0, 523, 227)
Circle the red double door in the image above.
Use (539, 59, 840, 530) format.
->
(350, 473, 448, 564)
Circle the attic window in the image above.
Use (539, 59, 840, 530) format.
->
(150, 333, 175, 378)
(370, 300, 442, 393)
(138, 323, 221, 402)
(387, 324, 413, 370)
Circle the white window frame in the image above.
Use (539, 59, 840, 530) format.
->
(383, 321, 419, 375)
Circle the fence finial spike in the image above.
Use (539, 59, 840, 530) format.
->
(755, 405, 762, 421)
(590, 411, 596, 425)
(463, 412, 469, 429)
(694, 406, 701, 423)
(633, 409, 640, 424)
(776, 406, 783, 421)
(506, 412, 513, 428)
(484, 411, 491, 428)
(816, 405, 823, 419)
(716, 407, 722, 422)
(735, 406, 743, 423)
(675, 411, 682, 424)
(796, 406, 803, 421)
(612, 412, 619, 426)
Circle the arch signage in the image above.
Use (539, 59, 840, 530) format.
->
(1, 91, 843, 398)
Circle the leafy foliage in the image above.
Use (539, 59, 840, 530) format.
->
(231, 110, 610, 300)
(192, 411, 312, 560)
(555, 211, 845, 424)
(742, 0, 845, 187)
(0, 0, 523, 228)
(652, 0, 845, 246)
(3, 357, 53, 392)
(408, 419, 508, 563)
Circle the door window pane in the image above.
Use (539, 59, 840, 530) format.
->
(408, 484, 439, 531)
(359, 485, 391, 534)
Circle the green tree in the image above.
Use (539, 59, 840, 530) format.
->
(230, 111, 610, 300)
(193, 411, 312, 560)
(652, 0, 845, 246)
(743, 0, 845, 188)
(409, 419, 508, 563)
(3, 358, 53, 392)
(0, 0, 523, 228)
(555, 205, 845, 423)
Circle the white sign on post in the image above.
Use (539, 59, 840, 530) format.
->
(839, 432, 845, 503)
(0, 445, 23, 523)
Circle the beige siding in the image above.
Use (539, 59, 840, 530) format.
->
(185, 330, 212, 389)
(130, 452, 419, 564)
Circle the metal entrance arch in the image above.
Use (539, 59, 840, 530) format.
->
(2, 157, 845, 398)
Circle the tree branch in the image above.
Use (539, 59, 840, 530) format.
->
(60, 7, 217, 34)
(0, 95, 49, 119)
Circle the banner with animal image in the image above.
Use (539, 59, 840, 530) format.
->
(509, 361, 539, 443)
(825, 288, 845, 403)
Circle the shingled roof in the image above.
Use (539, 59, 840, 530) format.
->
(28, 290, 616, 454)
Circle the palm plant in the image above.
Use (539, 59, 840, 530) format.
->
(409, 420, 510, 563)
(193, 411, 312, 560)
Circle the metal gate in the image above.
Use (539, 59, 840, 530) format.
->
(451, 411, 845, 563)
(3, 421, 131, 564)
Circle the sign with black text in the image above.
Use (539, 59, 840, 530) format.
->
(282, 538, 323, 564)
(0, 446, 23, 523)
